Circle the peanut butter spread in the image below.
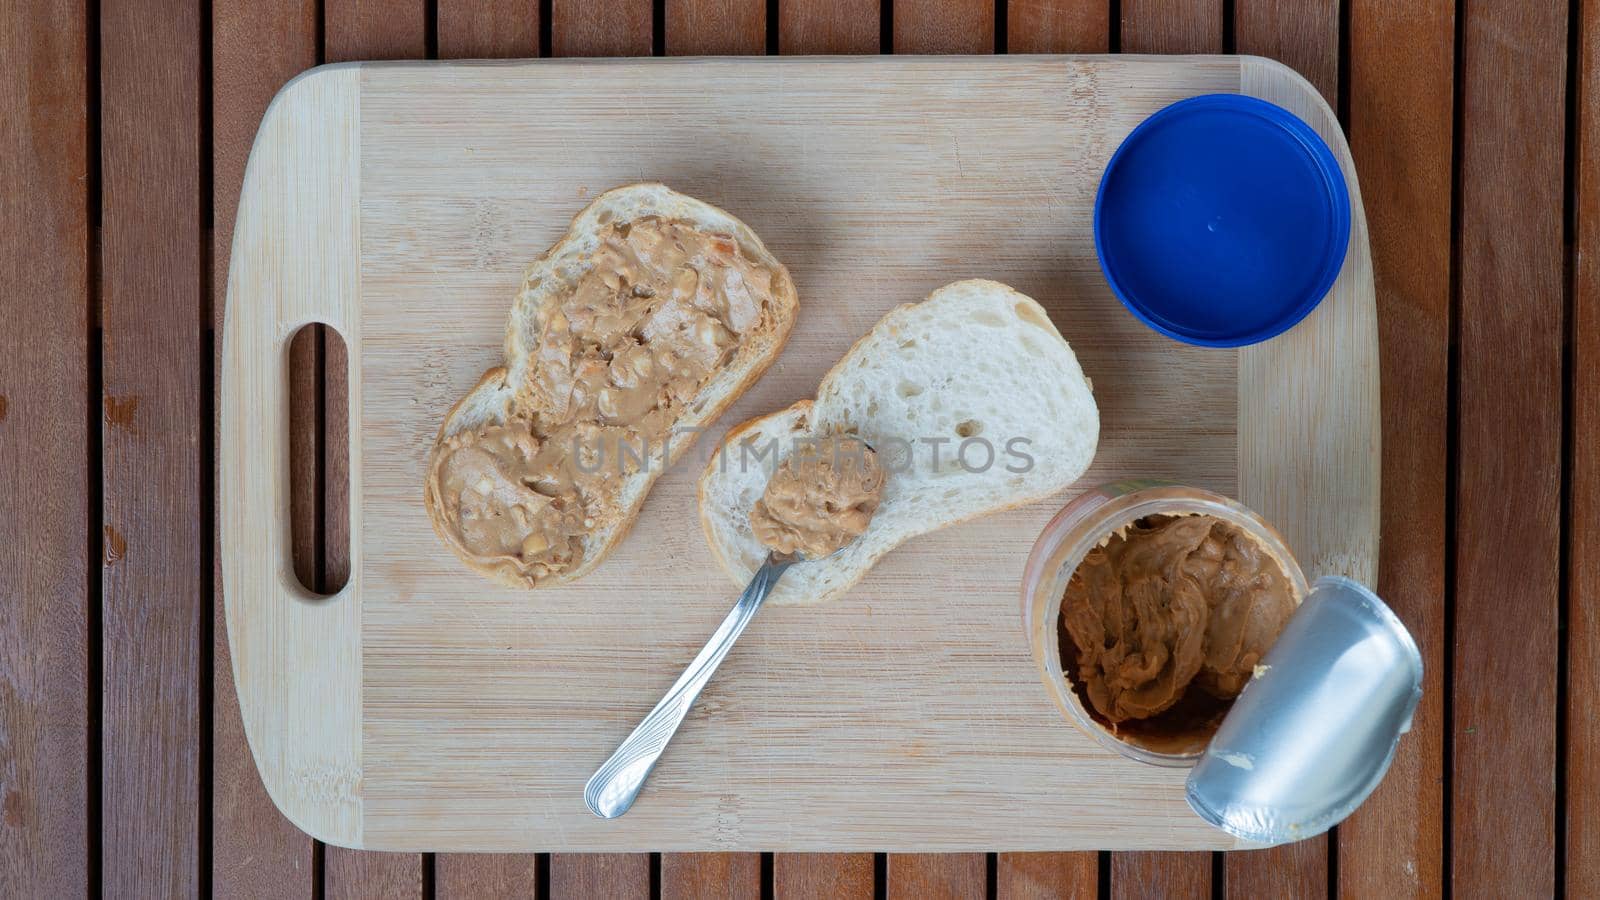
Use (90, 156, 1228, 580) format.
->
(429, 217, 782, 586)
(1061, 515, 1296, 724)
(750, 436, 885, 560)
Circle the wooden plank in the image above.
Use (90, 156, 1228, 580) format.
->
(774, 853, 875, 899)
(1223, 842, 1321, 898)
(1336, 0, 1453, 895)
(1570, 0, 1600, 892)
(1114, 3, 1220, 893)
(1111, 854, 1207, 899)
(1119, 0, 1220, 54)
(438, 0, 540, 59)
(545, 3, 651, 892)
(211, 1, 320, 897)
(1234, 0, 1336, 100)
(893, 0, 994, 53)
(1229, 3, 1335, 894)
(552, 0, 653, 56)
(667, 0, 765, 54)
(997, 853, 1097, 900)
(549, 854, 650, 899)
(99, 0, 204, 894)
(661, 852, 760, 900)
(436, 854, 542, 898)
(779, 0, 878, 54)
(325, 0, 429, 59)
(0, 1, 89, 896)
(1007, 0, 1110, 53)
(1001, 5, 1107, 897)
(322, 2, 427, 895)
(324, 852, 425, 900)
(888, 854, 986, 900)
(1453, 0, 1567, 893)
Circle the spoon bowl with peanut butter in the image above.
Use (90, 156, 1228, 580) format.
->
(584, 436, 883, 819)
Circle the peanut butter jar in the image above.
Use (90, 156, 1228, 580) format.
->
(1020, 480, 1309, 767)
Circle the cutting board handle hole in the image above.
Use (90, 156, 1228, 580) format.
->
(286, 323, 352, 597)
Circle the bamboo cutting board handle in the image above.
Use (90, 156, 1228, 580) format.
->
(221, 64, 364, 848)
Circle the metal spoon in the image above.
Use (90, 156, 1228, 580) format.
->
(583, 548, 803, 819)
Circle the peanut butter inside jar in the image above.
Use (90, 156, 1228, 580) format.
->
(1057, 513, 1300, 755)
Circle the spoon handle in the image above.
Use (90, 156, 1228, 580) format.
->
(584, 554, 795, 819)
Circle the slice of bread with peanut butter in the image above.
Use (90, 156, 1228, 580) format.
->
(425, 184, 798, 588)
(698, 279, 1099, 605)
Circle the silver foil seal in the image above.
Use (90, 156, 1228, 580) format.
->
(1185, 576, 1423, 844)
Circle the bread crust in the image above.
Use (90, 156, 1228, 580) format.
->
(695, 399, 815, 581)
(424, 183, 799, 588)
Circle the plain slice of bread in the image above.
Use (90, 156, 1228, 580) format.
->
(425, 183, 798, 587)
(698, 279, 1099, 605)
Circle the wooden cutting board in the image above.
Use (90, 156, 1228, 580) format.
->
(221, 55, 1377, 852)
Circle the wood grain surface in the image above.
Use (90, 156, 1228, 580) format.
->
(220, 54, 1375, 852)
(668, 0, 766, 54)
(779, 0, 879, 54)
(0, 2, 89, 897)
(438, 0, 540, 60)
(325, 0, 429, 59)
(99, 0, 205, 894)
(6, 0, 1571, 894)
(997, 852, 1097, 900)
(1338, 0, 1454, 895)
(893, 0, 995, 54)
(889, 853, 987, 899)
(1570, 0, 1600, 892)
(324, 850, 424, 900)
(774, 853, 876, 897)
(550, 852, 650, 899)
(1453, 0, 1567, 894)
(1112, 852, 1208, 899)
(211, 0, 322, 894)
(553, 0, 653, 56)
(1120, 0, 1221, 55)
(1008, 0, 1110, 54)
(661, 851, 760, 899)
(435, 853, 543, 898)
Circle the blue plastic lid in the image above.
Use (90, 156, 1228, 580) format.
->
(1093, 94, 1352, 348)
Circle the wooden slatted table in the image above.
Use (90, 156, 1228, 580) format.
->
(0, 0, 1583, 896)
